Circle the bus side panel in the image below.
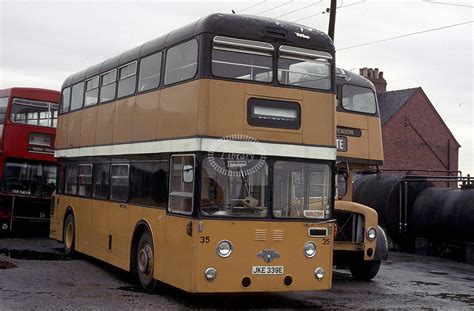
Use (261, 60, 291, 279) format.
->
(163, 215, 195, 292)
(73, 197, 92, 255)
(49, 195, 65, 241)
(95, 102, 116, 146)
(67, 110, 83, 148)
(112, 97, 136, 144)
(302, 91, 335, 147)
(196, 79, 210, 136)
(55, 114, 69, 150)
(157, 81, 200, 139)
(88, 199, 110, 261)
(108, 201, 130, 268)
(80, 106, 98, 147)
(132, 91, 160, 142)
(208, 80, 245, 137)
(368, 116, 384, 162)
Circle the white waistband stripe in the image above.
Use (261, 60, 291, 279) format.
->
(55, 138, 336, 160)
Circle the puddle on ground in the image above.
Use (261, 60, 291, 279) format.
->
(410, 281, 440, 286)
(428, 270, 449, 275)
(0, 249, 67, 261)
(0, 260, 17, 269)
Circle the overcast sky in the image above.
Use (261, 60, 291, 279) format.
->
(1, 0, 472, 174)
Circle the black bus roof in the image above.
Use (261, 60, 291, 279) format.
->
(336, 68, 375, 90)
(63, 13, 335, 88)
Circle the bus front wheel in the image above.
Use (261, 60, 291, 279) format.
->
(137, 231, 158, 293)
(63, 213, 75, 257)
(348, 259, 381, 281)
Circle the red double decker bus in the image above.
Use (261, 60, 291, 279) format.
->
(0, 87, 59, 235)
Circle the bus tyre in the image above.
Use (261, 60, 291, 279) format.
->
(137, 231, 158, 293)
(63, 214, 75, 257)
(348, 260, 381, 281)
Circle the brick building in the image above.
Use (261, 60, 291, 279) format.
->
(360, 68, 460, 177)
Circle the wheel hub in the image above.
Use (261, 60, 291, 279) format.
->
(138, 243, 153, 278)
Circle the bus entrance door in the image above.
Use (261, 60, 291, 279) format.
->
(163, 154, 196, 291)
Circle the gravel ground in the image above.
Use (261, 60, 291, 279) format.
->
(0, 238, 473, 310)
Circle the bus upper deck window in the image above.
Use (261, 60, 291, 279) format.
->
(212, 36, 273, 82)
(10, 98, 57, 127)
(70, 82, 84, 111)
(164, 39, 198, 85)
(100, 69, 117, 103)
(278, 45, 332, 90)
(117, 61, 137, 98)
(341, 84, 377, 114)
(84, 76, 99, 107)
(138, 52, 162, 92)
(61, 87, 71, 113)
(0, 97, 9, 124)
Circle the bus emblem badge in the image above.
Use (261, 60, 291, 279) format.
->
(257, 249, 280, 263)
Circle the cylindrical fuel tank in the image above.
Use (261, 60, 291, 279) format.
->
(411, 187, 474, 243)
(352, 174, 434, 245)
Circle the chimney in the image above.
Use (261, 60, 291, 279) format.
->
(359, 67, 387, 93)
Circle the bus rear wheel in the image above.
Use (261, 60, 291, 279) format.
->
(63, 213, 75, 257)
(348, 259, 381, 281)
(137, 231, 158, 293)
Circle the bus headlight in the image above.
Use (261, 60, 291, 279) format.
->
(314, 267, 325, 280)
(217, 240, 233, 258)
(304, 241, 316, 258)
(204, 267, 217, 281)
(367, 227, 377, 241)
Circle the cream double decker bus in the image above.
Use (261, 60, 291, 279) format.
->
(333, 68, 387, 280)
(50, 13, 337, 293)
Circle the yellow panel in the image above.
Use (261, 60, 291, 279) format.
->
(132, 91, 160, 142)
(113, 97, 136, 144)
(367, 116, 384, 162)
(157, 81, 200, 139)
(267, 222, 333, 291)
(95, 102, 116, 146)
(208, 80, 245, 136)
(302, 91, 335, 146)
(67, 110, 83, 148)
(109, 202, 129, 259)
(336, 112, 384, 162)
(90, 200, 110, 254)
(55, 114, 69, 149)
(164, 215, 195, 291)
(80, 107, 98, 147)
(194, 220, 268, 293)
(244, 129, 303, 144)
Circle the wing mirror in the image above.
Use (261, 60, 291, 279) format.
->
(182, 165, 194, 183)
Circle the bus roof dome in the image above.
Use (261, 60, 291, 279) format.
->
(63, 13, 335, 88)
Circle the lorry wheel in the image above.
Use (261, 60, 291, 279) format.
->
(349, 260, 381, 281)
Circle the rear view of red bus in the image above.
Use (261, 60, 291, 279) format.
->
(0, 87, 59, 235)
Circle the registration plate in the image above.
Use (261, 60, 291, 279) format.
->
(252, 266, 284, 275)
